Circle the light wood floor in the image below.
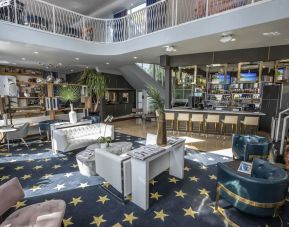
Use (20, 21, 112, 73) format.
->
(112, 119, 232, 154)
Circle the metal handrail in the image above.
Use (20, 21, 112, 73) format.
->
(0, 0, 265, 43)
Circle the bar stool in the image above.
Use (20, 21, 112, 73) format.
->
(205, 114, 220, 136)
(190, 114, 204, 134)
(165, 112, 175, 132)
(240, 116, 259, 134)
(176, 113, 190, 133)
(221, 115, 238, 135)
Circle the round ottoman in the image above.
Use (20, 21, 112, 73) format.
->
(76, 150, 96, 176)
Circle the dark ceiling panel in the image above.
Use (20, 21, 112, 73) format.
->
(169, 52, 213, 67)
(269, 45, 289, 60)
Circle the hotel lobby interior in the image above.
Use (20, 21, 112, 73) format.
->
(0, 0, 289, 226)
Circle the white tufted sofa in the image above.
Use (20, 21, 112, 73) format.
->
(52, 123, 114, 152)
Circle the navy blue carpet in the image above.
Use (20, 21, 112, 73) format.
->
(0, 132, 288, 227)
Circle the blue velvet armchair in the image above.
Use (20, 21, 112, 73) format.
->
(216, 159, 289, 218)
(232, 134, 272, 161)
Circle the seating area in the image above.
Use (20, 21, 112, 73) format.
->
(0, 0, 289, 226)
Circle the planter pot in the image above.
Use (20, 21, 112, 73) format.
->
(69, 104, 77, 124)
(157, 112, 167, 146)
(100, 143, 108, 149)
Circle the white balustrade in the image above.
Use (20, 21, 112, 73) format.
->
(0, 0, 265, 43)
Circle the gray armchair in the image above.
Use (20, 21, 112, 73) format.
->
(6, 123, 30, 150)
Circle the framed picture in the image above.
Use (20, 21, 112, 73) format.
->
(237, 161, 252, 175)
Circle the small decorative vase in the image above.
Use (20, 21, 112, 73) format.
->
(69, 103, 77, 124)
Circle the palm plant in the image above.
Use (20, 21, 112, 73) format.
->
(80, 69, 107, 113)
(58, 85, 80, 107)
(147, 85, 167, 145)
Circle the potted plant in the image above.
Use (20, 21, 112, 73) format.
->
(58, 85, 80, 124)
(146, 85, 167, 146)
(97, 136, 112, 148)
(79, 69, 107, 117)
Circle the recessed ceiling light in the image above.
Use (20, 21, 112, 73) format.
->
(21, 57, 26, 61)
(106, 62, 110, 65)
(12, 63, 17, 65)
(46, 66, 49, 69)
(75, 57, 79, 61)
(57, 62, 63, 66)
(231, 38, 236, 42)
(33, 51, 39, 54)
(262, 31, 280, 37)
(133, 56, 138, 59)
(219, 34, 235, 43)
(71, 69, 74, 72)
(164, 46, 177, 52)
(0, 60, 10, 64)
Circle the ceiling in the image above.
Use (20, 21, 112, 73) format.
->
(0, 18, 289, 74)
(42, 0, 146, 18)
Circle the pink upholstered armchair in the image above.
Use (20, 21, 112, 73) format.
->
(0, 178, 66, 227)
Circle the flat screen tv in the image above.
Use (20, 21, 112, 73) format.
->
(240, 72, 257, 82)
(212, 74, 231, 84)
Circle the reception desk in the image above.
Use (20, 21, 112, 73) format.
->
(165, 108, 266, 134)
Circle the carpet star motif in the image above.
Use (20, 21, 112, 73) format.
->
(44, 158, 51, 162)
(184, 166, 191, 172)
(14, 166, 24, 171)
(71, 164, 78, 168)
(175, 190, 187, 198)
(0, 175, 10, 181)
(21, 174, 32, 180)
(42, 173, 53, 179)
(112, 223, 122, 227)
(200, 165, 208, 170)
(209, 174, 217, 180)
(199, 188, 210, 196)
(52, 164, 61, 169)
(210, 205, 224, 214)
(90, 215, 106, 227)
(149, 179, 158, 186)
(168, 177, 179, 184)
(31, 148, 37, 151)
(97, 195, 110, 204)
(189, 176, 199, 182)
(183, 207, 198, 219)
(54, 184, 66, 191)
(69, 197, 83, 206)
(30, 185, 41, 192)
(65, 173, 73, 178)
(154, 209, 169, 221)
(79, 182, 89, 189)
(33, 165, 43, 170)
(27, 159, 34, 162)
(61, 157, 68, 161)
(13, 200, 26, 209)
(122, 212, 138, 225)
(150, 192, 162, 200)
(63, 217, 74, 227)
(102, 182, 110, 188)
(0, 167, 4, 170)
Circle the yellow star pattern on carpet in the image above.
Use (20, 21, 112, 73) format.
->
(0, 175, 10, 181)
(184, 166, 191, 171)
(21, 174, 31, 180)
(199, 188, 210, 196)
(30, 185, 41, 192)
(102, 182, 110, 188)
(209, 174, 217, 180)
(97, 195, 110, 204)
(200, 165, 208, 170)
(122, 212, 138, 225)
(0, 167, 4, 170)
(149, 179, 158, 186)
(154, 209, 169, 221)
(71, 164, 78, 168)
(210, 205, 224, 214)
(42, 173, 53, 179)
(14, 166, 24, 171)
(13, 200, 26, 209)
(33, 165, 43, 170)
(63, 217, 74, 227)
(69, 197, 83, 206)
(183, 207, 198, 219)
(112, 223, 122, 227)
(52, 164, 61, 169)
(44, 158, 51, 162)
(189, 176, 199, 182)
(90, 214, 107, 227)
(168, 177, 179, 184)
(175, 190, 187, 198)
(150, 192, 162, 200)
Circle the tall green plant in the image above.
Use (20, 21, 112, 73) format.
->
(80, 69, 107, 112)
(58, 85, 80, 104)
(146, 85, 167, 145)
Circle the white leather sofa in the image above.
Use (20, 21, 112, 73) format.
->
(52, 123, 114, 152)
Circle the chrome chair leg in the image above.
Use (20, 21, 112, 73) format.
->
(21, 138, 29, 149)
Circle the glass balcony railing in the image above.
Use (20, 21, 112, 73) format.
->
(136, 63, 165, 87)
(0, 0, 265, 43)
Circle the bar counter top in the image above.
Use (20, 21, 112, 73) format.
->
(165, 108, 265, 116)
